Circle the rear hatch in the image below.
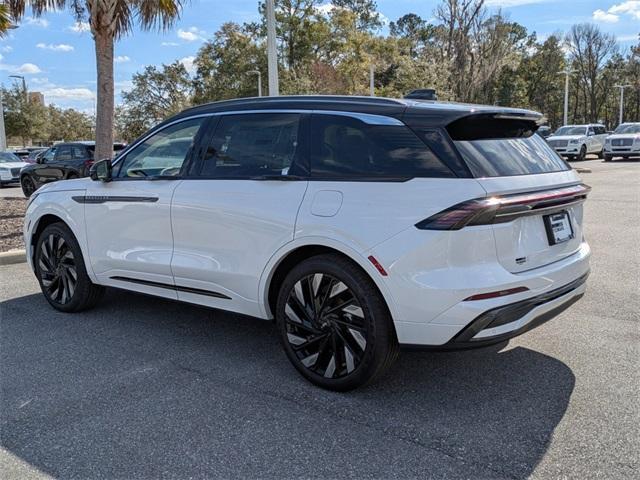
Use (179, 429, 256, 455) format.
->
(448, 114, 587, 273)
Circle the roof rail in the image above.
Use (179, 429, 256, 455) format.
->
(182, 95, 406, 113)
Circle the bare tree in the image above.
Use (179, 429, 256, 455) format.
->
(566, 24, 617, 122)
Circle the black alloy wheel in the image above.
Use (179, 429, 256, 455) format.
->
(35, 223, 104, 312)
(276, 254, 398, 391)
(38, 232, 78, 305)
(284, 273, 368, 379)
(21, 175, 36, 198)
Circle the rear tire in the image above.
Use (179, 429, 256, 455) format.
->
(35, 222, 104, 312)
(275, 254, 399, 391)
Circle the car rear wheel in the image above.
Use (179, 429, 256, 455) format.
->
(21, 175, 36, 198)
(35, 223, 104, 312)
(276, 254, 398, 391)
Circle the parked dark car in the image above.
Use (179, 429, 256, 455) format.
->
(404, 89, 438, 100)
(537, 126, 552, 138)
(20, 141, 126, 197)
(24, 147, 48, 164)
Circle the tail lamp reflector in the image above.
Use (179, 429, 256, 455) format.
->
(368, 255, 388, 276)
(464, 286, 529, 301)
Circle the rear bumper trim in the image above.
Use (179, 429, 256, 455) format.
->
(400, 272, 588, 351)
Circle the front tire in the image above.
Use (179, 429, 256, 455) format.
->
(576, 144, 587, 161)
(35, 223, 104, 312)
(604, 154, 613, 162)
(21, 175, 36, 198)
(276, 254, 398, 391)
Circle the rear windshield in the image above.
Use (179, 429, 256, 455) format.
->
(454, 134, 570, 177)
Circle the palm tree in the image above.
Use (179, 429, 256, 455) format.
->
(8, 1, 186, 160)
(0, 4, 15, 37)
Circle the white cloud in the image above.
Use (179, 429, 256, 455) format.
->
(24, 17, 49, 28)
(37, 43, 75, 52)
(593, 9, 619, 23)
(15, 63, 42, 74)
(68, 21, 91, 33)
(179, 56, 196, 74)
(608, 1, 640, 19)
(177, 27, 206, 42)
(617, 33, 640, 41)
(161, 42, 180, 47)
(43, 87, 95, 101)
(0, 45, 13, 53)
(115, 55, 131, 63)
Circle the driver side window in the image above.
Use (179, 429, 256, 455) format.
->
(116, 118, 204, 178)
(43, 147, 56, 163)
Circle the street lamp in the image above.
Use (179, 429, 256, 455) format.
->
(558, 69, 575, 126)
(248, 70, 262, 97)
(9, 74, 27, 101)
(614, 84, 632, 125)
(1, 26, 19, 150)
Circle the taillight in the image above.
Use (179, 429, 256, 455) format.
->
(416, 183, 591, 230)
(84, 159, 94, 167)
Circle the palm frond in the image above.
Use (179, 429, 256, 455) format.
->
(134, 0, 186, 32)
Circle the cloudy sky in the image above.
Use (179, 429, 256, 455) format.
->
(1, 0, 638, 112)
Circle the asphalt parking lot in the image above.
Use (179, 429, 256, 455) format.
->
(1, 158, 638, 479)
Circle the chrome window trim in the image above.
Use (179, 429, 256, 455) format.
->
(113, 109, 406, 168)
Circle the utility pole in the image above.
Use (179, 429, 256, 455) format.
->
(614, 85, 631, 125)
(265, 0, 279, 96)
(369, 64, 375, 97)
(559, 69, 574, 126)
(248, 70, 262, 97)
(0, 91, 6, 151)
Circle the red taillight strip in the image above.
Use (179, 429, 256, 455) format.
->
(464, 286, 529, 301)
(416, 183, 590, 231)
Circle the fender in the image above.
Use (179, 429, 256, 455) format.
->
(25, 189, 97, 283)
(257, 235, 400, 321)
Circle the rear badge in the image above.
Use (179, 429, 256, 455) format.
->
(515, 257, 527, 265)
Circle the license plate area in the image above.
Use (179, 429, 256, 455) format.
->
(544, 211, 574, 245)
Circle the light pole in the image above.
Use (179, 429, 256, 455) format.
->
(614, 84, 631, 125)
(1, 25, 19, 150)
(559, 69, 575, 126)
(248, 70, 262, 97)
(265, 0, 279, 96)
(369, 64, 375, 97)
(9, 75, 27, 98)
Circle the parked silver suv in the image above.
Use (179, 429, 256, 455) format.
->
(547, 124, 607, 160)
(604, 123, 640, 161)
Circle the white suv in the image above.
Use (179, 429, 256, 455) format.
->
(603, 123, 640, 161)
(547, 124, 607, 160)
(24, 96, 591, 390)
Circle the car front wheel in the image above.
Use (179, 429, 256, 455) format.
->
(35, 223, 104, 312)
(21, 175, 36, 198)
(576, 145, 587, 161)
(276, 254, 398, 391)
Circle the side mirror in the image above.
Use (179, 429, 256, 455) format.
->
(36, 156, 45, 164)
(587, 131, 594, 136)
(90, 159, 113, 182)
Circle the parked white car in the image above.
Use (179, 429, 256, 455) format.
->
(23, 96, 591, 390)
(547, 124, 608, 160)
(603, 123, 640, 161)
(0, 151, 29, 187)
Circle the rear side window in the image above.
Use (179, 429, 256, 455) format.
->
(310, 115, 454, 179)
(56, 146, 72, 161)
(71, 146, 86, 159)
(200, 113, 301, 178)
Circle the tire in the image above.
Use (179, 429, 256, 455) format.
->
(21, 175, 36, 198)
(67, 173, 78, 180)
(576, 145, 587, 161)
(604, 154, 613, 162)
(596, 149, 604, 159)
(34, 222, 104, 313)
(275, 254, 399, 391)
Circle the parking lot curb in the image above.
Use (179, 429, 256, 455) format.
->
(574, 167, 592, 173)
(0, 249, 27, 266)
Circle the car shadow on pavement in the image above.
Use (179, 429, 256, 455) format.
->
(1, 290, 575, 479)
